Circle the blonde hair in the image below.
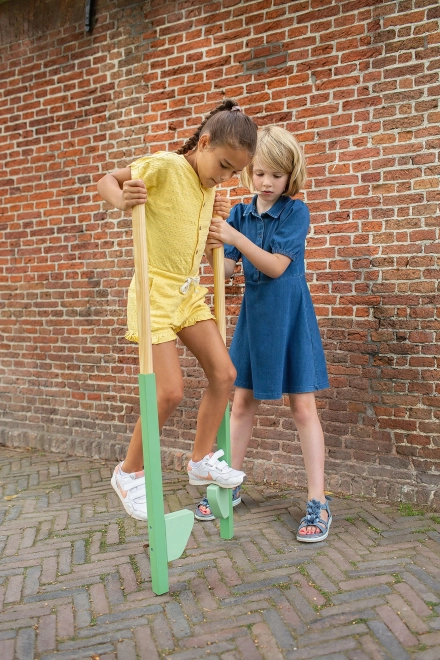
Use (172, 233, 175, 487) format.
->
(241, 125, 307, 196)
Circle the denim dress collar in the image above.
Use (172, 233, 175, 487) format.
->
(244, 194, 292, 219)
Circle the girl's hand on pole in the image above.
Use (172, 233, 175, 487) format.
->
(213, 193, 231, 220)
(205, 234, 223, 249)
(122, 179, 148, 209)
(208, 217, 239, 246)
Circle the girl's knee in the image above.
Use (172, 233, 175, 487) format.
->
(232, 389, 259, 419)
(227, 363, 237, 386)
(292, 409, 314, 427)
(159, 383, 184, 412)
(210, 363, 236, 390)
(289, 395, 317, 426)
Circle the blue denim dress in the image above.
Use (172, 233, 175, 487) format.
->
(224, 195, 329, 400)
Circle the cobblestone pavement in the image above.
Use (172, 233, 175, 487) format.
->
(1, 447, 440, 660)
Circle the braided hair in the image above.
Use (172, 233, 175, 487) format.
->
(176, 99, 257, 157)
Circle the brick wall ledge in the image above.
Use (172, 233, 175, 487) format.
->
(1, 425, 439, 511)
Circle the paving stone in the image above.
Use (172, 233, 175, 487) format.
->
(178, 588, 205, 624)
(37, 613, 56, 653)
(331, 584, 392, 604)
(406, 564, 440, 593)
(165, 601, 192, 638)
(367, 620, 411, 660)
(375, 604, 418, 647)
(0, 448, 439, 659)
(40, 643, 115, 660)
(232, 575, 291, 593)
(418, 631, 440, 647)
(429, 617, 440, 630)
(263, 608, 296, 649)
(386, 593, 429, 634)
(73, 539, 86, 565)
(4, 574, 24, 603)
(286, 637, 359, 658)
(73, 592, 91, 630)
(62, 626, 137, 647)
(401, 571, 439, 603)
(134, 624, 160, 660)
(299, 622, 369, 646)
(152, 611, 175, 651)
(413, 648, 440, 660)
(94, 603, 162, 626)
(15, 627, 36, 660)
(0, 639, 15, 660)
(56, 604, 75, 639)
(283, 585, 317, 622)
(116, 638, 136, 660)
(22, 566, 41, 597)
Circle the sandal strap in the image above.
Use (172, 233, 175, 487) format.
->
(299, 497, 332, 534)
(298, 514, 328, 532)
(297, 517, 327, 535)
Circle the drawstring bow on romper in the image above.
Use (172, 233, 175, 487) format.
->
(180, 276, 200, 294)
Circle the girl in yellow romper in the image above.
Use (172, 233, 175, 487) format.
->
(97, 100, 258, 521)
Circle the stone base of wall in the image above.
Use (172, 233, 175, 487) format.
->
(2, 424, 439, 511)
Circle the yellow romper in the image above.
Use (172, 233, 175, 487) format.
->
(126, 152, 216, 344)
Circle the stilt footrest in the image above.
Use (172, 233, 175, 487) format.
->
(207, 484, 230, 519)
(165, 510, 195, 561)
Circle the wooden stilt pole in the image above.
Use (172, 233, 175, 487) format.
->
(208, 219, 234, 539)
(131, 170, 194, 594)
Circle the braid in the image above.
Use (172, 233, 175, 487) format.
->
(176, 99, 244, 155)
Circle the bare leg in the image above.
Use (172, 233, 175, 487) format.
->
(289, 392, 327, 536)
(198, 386, 259, 516)
(178, 320, 236, 461)
(230, 387, 260, 470)
(122, 341, 183, 473)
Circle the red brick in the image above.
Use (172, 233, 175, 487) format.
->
(0, 0, 439, 505)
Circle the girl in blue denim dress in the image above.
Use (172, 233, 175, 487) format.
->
(202, 125, 332, 542)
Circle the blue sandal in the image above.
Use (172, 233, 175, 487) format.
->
(296, 496, 332, 543)
(195, 486, 242, 521)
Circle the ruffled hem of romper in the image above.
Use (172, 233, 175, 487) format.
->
(125, 330, 139, 343)
(125, 329, 183, 344)
(174, 311, 214, 334)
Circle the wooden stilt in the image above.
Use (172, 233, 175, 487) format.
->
(209, 222, 234, 539)
(132, 171, 194, 595)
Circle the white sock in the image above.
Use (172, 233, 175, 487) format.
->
(189, 458, 203, 467)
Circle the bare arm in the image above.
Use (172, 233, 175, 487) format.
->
(208, 218, 291, 279)
(97, 167, 147, 211)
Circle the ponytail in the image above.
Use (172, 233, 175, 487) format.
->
(176, 99, 257, 157)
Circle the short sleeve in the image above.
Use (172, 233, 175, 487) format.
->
(223, 203, 245, 262)
(130, 155, 160, 189)
(269, 200, 310, 260)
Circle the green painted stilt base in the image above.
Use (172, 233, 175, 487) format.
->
(139, 373, 194, 595)
(210, 404, 234, 539)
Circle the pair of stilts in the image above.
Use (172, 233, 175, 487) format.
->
(132, 180, 234, 596)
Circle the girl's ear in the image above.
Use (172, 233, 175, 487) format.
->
(198, 133, 211, 151)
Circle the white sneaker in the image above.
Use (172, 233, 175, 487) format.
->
(111, 463, 148, 521)
(188, 449, 246, 488)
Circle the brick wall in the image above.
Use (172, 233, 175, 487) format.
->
(1, 0, 439, 506)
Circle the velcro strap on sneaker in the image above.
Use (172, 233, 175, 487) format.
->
(124, 477, 145, 491)
(207, 449, 229, 471)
